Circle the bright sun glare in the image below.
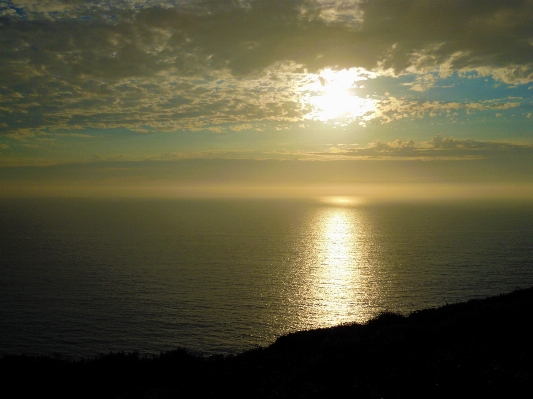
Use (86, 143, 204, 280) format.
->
(301, 68, 377, 124)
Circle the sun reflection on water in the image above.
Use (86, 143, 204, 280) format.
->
(319, 196, 362, 206)
(292, 202, 378, 330)
(317, 210, 357, 318)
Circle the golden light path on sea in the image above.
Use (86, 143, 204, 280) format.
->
(290, 197, 380, 330)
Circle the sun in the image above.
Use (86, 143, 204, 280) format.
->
(300, 68, 377, 124)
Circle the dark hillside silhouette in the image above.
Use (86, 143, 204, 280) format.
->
(2, 287, 533, 398)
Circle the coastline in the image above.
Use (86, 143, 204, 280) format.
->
(2, 287, 532, 398)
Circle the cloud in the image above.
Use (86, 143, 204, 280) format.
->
(429, 135, 514, 150)
(3, 1, 532, 77)
(368, 139, 416, 152)
(229, 124, 253, 132)
(405, 74, 438, 92)
(314, 135, 533, 161)
(0, 0, 532, 136)
(372, 98, 521, 123)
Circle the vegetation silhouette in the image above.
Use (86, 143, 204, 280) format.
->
(2, 287, 533, 398)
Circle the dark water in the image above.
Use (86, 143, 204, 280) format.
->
(1, 197, 532, 358)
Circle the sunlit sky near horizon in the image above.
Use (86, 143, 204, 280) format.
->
(1, 0, 532, 197)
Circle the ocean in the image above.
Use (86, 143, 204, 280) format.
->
(1, 196, 532, 358)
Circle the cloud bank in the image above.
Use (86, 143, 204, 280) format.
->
(1, 0, 532, 137)
(315, 135, 533, 161)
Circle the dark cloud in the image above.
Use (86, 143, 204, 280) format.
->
(138, 0, 533, 77)
(358, 0, 533, 78)
(3, 0, 532, 78)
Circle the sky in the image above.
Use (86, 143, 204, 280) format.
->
(1, 0, 532, 198)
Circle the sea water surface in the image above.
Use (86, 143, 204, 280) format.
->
(1, 197, 532, 358)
